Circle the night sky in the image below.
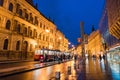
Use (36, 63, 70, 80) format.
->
(33, 0, 105, 45)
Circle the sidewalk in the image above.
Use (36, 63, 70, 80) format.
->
(76, 58, 114, 80)
(0, 59, 33, 64)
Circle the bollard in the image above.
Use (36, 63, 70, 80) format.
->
(55, 72, 60, 80)
(67, 66, 71, 75)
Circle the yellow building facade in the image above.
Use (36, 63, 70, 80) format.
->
(55, 30, 68, 52)
(0, 0, 68, 61)
(87, 30, 103, 57)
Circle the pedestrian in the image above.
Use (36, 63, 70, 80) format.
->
(103, 54, 105, 60)
(74, 55, 77, 61)
(99, 54, 102, 61)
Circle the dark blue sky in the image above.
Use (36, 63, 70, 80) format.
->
(33, 0, 105, 45)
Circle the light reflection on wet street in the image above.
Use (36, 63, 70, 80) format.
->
(1, 61, 77, 80)
(1, 58, 120, 80)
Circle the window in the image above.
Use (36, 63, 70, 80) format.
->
(24, 27, 27, 35)
(30, 30, 32, 37)
(16, 3, 20, 13)
(19, 9, 22, 17)
(39, 34, 41, 39)
(36, 32, 37, 38)
(33, 29, 36, 37)
(40, 22, 42, 28)
(6, 20, 11, 30)
(25, 12, 28, 20)
(9, 3, 13, 12)
(0, 0, 4, 6)
(43, 25, 45, 30)
(34, 16, 38, 25)
(30, 13, 33, 23)
(17, 24, 20, 33)
(3, 39, 8, 50)
(16, 41, 20, 50)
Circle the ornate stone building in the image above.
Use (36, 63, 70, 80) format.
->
(87, 30, 103, 57)
(0, 0, 68, 61)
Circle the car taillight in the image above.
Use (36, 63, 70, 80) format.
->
(40, 56, 43, 59)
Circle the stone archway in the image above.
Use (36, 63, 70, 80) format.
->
(22, 41, 28, 59)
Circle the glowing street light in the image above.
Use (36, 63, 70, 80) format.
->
(45, 29, 50, 33)
(68, 42, 71, 45)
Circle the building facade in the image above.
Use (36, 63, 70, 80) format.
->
(106, 0, 120, 39)
(87, 30, 103, 57)
(99, 0, 120, 63)
(0, 0, 68, 61)
(99, 5, 120, 51)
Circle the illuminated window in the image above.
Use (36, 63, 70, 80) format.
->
(6, 20, 11, 30)
(3, 39, 8, 50)
(9, 3, 13, 12)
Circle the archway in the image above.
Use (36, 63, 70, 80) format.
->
(22, 41, 28, 59)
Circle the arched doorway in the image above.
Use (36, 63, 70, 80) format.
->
(22, 41, 28, 59)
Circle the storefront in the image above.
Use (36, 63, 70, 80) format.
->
(107, 46, 120, 63)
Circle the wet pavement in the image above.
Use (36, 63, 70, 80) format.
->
(77, 58, 120, 80)
(0, 58, 120, 80)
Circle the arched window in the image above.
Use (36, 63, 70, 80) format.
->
(24, 27, 27, 35)
(16, 3, 20, 13)
(43, 34, 45, 41)
(34, 16, 38, 25)
(25, 12, 28, 20)
(17, 24, 20, 33)
(0, 0, 4, 6)
(16, 41, 20, 50)
(3, 39, 8, 50)
(40, 22, 42, 28)
(9, 3, 13, 12)
(30, 30, 32, 37)
(36, 32, 37, 38)
(39, 34, 41, 39)
(30, 13, 33, 23)
(19, 9, 22, 17)
(6, 20, 11, 30)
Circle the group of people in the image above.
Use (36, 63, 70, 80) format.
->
(92, 54, 106, 60)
